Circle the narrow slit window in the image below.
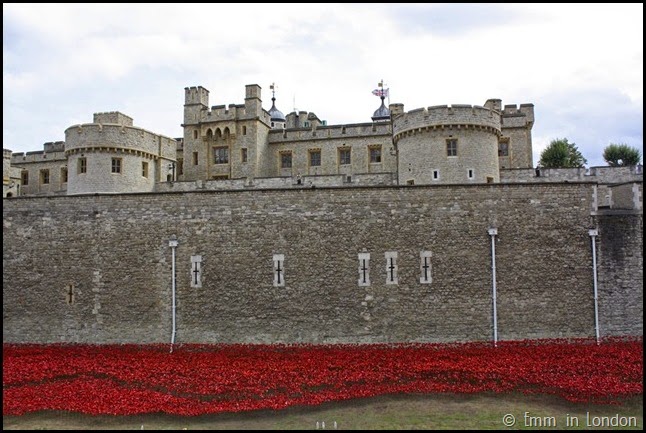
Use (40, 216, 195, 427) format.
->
(190, 255, 202, 288)
(420, 251, 432, 284)
(385, 251, 398, 285)
(273, 254, 285, 287)
(358, 253, 370, 286)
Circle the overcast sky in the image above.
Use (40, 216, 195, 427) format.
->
(3, 3, 643, 167)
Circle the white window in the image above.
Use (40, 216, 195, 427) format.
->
(358, 253, 370, 286)
(190, 255, 202, 288)
(273, 254, 285, 287)
(385, 251, 398, 285)
(420, 251, 432, 284)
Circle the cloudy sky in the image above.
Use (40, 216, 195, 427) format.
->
(3, 3, 643, 167)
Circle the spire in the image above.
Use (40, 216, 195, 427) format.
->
(268, 82, 286, 126)
(371, 79, 391, 122)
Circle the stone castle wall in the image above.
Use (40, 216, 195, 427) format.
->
(500, 166, 643, 183)
(596, 213, 643, 336)
(9, 150, 68, 196)
(3, 183, 642, 344)
(393, 105, 502, 137)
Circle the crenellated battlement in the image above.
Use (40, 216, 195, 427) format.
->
(267, 122, 391, 144)
(501, 103, 534, 128)
(64, 123, 177, 159)
(200, 104, 246, 121)
(93, 112, 133, 127)
(43, 141, 66, 152)
(393, 104, 501, 141)
(185, 86, 209, 106)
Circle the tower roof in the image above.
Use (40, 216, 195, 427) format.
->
(371, 97, 390, 121)
(268, 97, 286, 122)
(268, 84, 285, 122)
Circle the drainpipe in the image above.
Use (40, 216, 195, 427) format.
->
(589, 229, 600, 344)
(489, 228, 498, 347)
(488, 228, 498, 347)
(169, 236, 179, 352)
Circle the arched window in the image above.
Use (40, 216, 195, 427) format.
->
(215, 128, 222, 140)
(206, 129, 213, 140)
(223, 127, 230, 140)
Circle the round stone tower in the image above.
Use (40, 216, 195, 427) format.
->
(64, 112, 177, 194)
(393, 104, 501, 185)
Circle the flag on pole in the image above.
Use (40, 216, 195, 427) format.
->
(372, 88, 389, 97)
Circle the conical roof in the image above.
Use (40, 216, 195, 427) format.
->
(372, 97, 390, 121)
(268, 97, 285, 122)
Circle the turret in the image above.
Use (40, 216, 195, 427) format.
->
(184, 86, 209, 126)
(245, 84, 262, 117)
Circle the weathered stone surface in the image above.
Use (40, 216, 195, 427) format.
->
(2, 183, 642, 344)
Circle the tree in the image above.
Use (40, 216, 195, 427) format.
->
(538, 138, 587, 168)
(602, 143, 642, 166)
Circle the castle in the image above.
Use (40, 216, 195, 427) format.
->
(2, 83, 643, 345)
(4, 84, 538, 197)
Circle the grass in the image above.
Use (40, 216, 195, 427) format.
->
(3, 392, 642, 430)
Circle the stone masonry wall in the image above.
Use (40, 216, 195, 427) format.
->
(596, 212, 643, 336)
(3, 183, 642, 344)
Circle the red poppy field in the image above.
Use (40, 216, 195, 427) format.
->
(3, 337, 642, 417)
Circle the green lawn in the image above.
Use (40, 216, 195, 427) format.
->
(3, 392, 642, 430)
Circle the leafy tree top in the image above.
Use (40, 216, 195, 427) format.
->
(603, 143, 642, 166)
(538, 138, 587, 168)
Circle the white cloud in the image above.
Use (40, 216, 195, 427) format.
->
(3, 3, 642, 168)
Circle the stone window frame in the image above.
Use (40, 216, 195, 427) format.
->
(420, 251, 432, 284)
(60, 166, 68, 184)
(498, 138, 510, 157)
(21, 170, 29, 186)
(280, 150, 293, 169)
(385, 251, 398, 285)
(273, 254, 285, 287)
(213, 146, 229, 164)
(193, 152, 199, 166)
(241, 148, 248, 164)
(40, 169, 50, 184)
(190, 255, 202, 288)
(358, 252, 370, 286)
(467, 168, 474, 180)
(338, 147, 351, 166)
(432, 169, 440, 181)
(446, 138, 458, 157)
(177, 158, 184, 176)
(308, 148, 321, 167)
(111, 158, 122, 174)
(78, 157, 87, 174)
(142, 161, 149, 178)
(369, 145, 382, 164)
